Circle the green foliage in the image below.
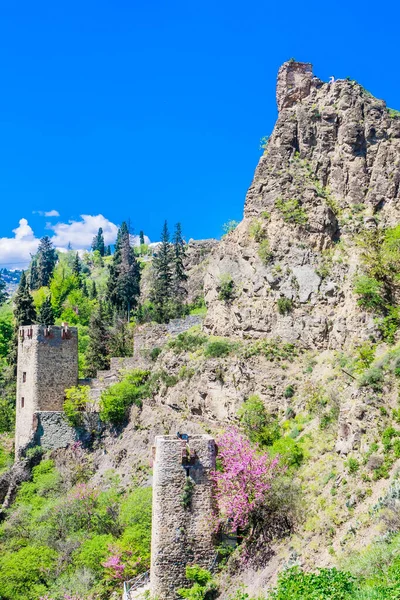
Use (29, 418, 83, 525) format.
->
(222, 220, 239, 236)
(99, 369, 150, 424)
(204, 339, 232, 358)
(178, 566, 217, 600)
(270, 436, 304, 468)
(168, 328, 208, 353)
(269, 566, 356, 600)
(284, 385, 295, 398)
(277, 297, 293, 314)
(345, 457, 360, 474)
(0, 545, 58, 600)
(238, 395, 281, 447)
(218, 274, 235, 302)
(275, 198, 308, 226)
(181, 476, 195, 509)
(0, 306, 13, 358)
(242, 338, 297, 361)
(249, 219, 267, 242)
(63, 385, 90, 427)
(91, 227, 105, 256)
(14, 271, 36, 326)
(37, 295, 55, 326)
(85, 301, 110, 377)
(359, 367, 384, 391)
(258, 239, 273, 264)
(150, 346, 162, 361)
(353, 276, 385, 311)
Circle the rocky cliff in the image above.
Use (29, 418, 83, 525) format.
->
(204, 61, 400, 348)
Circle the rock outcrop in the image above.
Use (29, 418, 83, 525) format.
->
(204, 61, 400, 348)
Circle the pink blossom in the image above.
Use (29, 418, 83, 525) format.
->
(212, 427, 281, 530)
(102, 549, 126, 580)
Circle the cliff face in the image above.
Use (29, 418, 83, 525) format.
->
(204, 61, 400, 348)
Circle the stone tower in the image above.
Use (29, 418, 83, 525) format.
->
(150, 434, 216, 600)
(15, 324, 78, 454)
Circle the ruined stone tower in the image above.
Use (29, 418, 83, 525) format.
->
(150, 434, 216, 599)
(15, 324, 78, 454)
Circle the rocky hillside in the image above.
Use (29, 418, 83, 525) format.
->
(204, 61, 400, 348)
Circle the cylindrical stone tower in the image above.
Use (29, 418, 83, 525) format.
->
(15, 324, 78, 455)
(150, 434, 216, 599)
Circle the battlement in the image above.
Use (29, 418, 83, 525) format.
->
(15, 324, 78, 454)
(150, 434, 216, 599)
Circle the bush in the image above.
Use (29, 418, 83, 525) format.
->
(270, 436, 304, 468)
(238, 395, 281, 447)
(269, 566, 356, 600)
(249, 219, 267, 242)
(178, 566, 217, 600)
(0, 546, 58, 600)
(345, 457, 360, 475)
(64, 385, 91, 427)
(218, 274, 235, 302)
(284, 385, 295, 399)
(258, 239, 273, 264)
(359, 367, 384, 391)
(204, 340, 232, 358)
(277, 297, 293, 315)
(150, 347, 162, 361)
(168, 329, 208, 353)
(275, 198, 308, 226)
(353, 275, 385, 311)
(99, 370, 150, 424)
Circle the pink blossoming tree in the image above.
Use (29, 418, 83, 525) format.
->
(212, 427, 282, 531)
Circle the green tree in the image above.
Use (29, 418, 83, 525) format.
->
(107, 222, 140, 320)
(37, 296, 55, 326)
(172, 222, 188, 316)
(89, 280, 97, 300)
(139, 230, 145, 246)
(92, 227, 105, 256)
(150, 220, 173, 322)
(72, 252, 82, 287)
(85, 301, 110, 377)
(36, 236, 58, 287)
(0, 274, 7, 306)
(28, 254, 40, 290)
(13, 272, 36, 327)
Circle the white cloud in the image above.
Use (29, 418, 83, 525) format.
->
(0, 219, 39, 269)
(33, 209, 60, 217)
(49, 214, 118, 250)
(130, 234, 151, 247)
(0, 214, 119, 269)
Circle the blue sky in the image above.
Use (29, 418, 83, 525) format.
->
(0, 0, 399, 267)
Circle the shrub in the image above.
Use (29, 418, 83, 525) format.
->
(178, 566, 217, 600)
(284, 385, 295, 399)
(345, 457, 360, 475)
(0, 546, 58, 600)
(268, 566, 356, 600)
(168, 329, 208, 353)
(64, 385, 91, 427)
(222, 220, 239, 236)
(258, 239, 273, 264)
(353, 275, 385, 311)
(204, 340, 232, 358)
(249, 219, 267, 242)
(150, 347, 162, 361)
(359, 367, 384, 391)
(99, 370, 150, 424)
(277, 297, 293, 315)
(270, 436, 304, 468)
(238, 395, 281, 447)
(275, 198, 308, 226)
(218, 274, 235, 302)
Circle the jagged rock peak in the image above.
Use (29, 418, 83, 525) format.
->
(276, 60, 315, 111)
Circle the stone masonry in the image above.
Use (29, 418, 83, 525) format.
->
(150, 434, 216, 599)
(15, 325, 78, 455)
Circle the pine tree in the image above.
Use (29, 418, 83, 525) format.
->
(0, 274, 7, 306)
(85, 302, 109, 377)
(72, 252, 82, 287)
(107, 222, 140, 320)
(139, 230, 145, 246)
(91, 227, 105, 257)
(82, 280, 88, 297)
(89, 280, 97, 300)
(37, 296, 55, 326)
(13, 272, 36, 326)
(36, 237, 58, 287)
(105, 245, 112, 256)
(29, 255, 40, 290)
(172, 222, 188, 316)
(150, 220, 173, 322)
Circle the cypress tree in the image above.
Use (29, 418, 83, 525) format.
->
(13, 272, 36, 326)
(91, 227, 105, 256)
(37, 236, 57, 287)
(0, 274, 7, 306)
(104, 245, 112, 256)
(107, 222, 140, 320)
(29, 255, 40, 290)
(85, 301, 109, 377)
(72, 252, 82, 287)
(139, 230, 145, 246)
(38, 296, 55, 326)
(82, 280, 88, 297)
(172, 222, 188, 316)
(89, 280, 97, 300)
(150, 220, 173, 322)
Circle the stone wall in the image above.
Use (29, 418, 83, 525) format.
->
(150, 434, 216, 599)
(30, 411, 100, 451)
(15, 325, 78, 455)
